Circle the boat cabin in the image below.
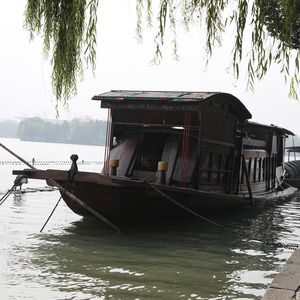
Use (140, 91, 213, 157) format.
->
(92, 90, 293, 196)
(236, 121, 294, 193)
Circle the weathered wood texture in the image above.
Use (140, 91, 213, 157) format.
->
(202, 111, 236, 145)
(112, 138, 139, 176)
(13, 167, 297, 220)
(157, 137, 180, 185)
(113, 110, 199, 126)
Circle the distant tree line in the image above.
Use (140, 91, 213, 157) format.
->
(286, 135, 300, 148)
(0, 117, 106, 145)
(0, 117, 300, 148)
(0, 120, 19, 138)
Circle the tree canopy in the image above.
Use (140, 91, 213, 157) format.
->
(264, 0, 300, 50)
(17, 116, 106, 145)
(24, 0, 300, 109)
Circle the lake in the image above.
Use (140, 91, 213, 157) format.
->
(1, 138, 300, 299)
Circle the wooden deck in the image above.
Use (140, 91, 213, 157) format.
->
(262, 247, 300, 299)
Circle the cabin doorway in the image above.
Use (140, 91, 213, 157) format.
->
(130, 133, 165, 181)
(134, 134, 165, 172)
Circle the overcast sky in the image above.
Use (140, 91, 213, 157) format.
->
(1, 1, 300, 135)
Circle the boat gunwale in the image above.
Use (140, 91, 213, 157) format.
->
(13, 168, 298, 202)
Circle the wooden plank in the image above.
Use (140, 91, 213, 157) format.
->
(242, 137, 267, 148)
(13, 169, 121, 186)
(197, 184, 227, 192)
(242, 149, 268, 158)
(201, 140, 233, 154)
(110, 141, 126, 160)
(117, 138, 139, 176)
(113, 110, 199, 127)
(132, 170, 156, 182)
(172, 142, 198, 183)
(240, 181, 266, 192)
(126, 135, 144, 175)
(185, 146, 198, 182)
(100, 100, 202, 112)
(157, 138, 180, 185)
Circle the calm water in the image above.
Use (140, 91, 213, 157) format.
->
(1, 138, 300, 299)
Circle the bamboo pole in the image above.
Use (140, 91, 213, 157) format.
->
(0, 143, 123, 233)
(0, 143, 36, 170)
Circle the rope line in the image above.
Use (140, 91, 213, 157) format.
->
(40, 168, 77, 232)
(0, 176, 27, 206)
(143, 179, 299, 250)
(0, 185, 17, 206)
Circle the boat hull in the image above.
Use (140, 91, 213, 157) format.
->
(15, 169, 298, 221)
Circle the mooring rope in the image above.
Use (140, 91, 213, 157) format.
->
(40, 167, 77, 233)
(0, 185, 17, 206)
(143, 179, 299, 250)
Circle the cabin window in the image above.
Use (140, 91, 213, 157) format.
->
(240, 159, 245, 184)
(265, 156, 270, 183)
(241, 157, 250, 184)
(253, 157, 262, 182)
(211, 153, 221, 183)
(201, 151, 211, 183)
(258, 158, 264, 182)
(253, 158, 257, 182)
(270, 155, 277, 188)
(240, 156, 268, 184)
(249, 158, 253, 180)
(200, 151, 231, 184)
(221, 155, 231, 183)
(258, 158, 262, 182)
(262, 157, 266, 181)
(252, 158, 261, 182)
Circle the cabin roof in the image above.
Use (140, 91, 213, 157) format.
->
(238, 121, 294, 136)
(286, 146, 300, 152)
(92, 90, 252, 120)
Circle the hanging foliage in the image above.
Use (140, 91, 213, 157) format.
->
(24, 0, 300, 110)
(142, 0, 300, 99)
(24, 0, 98, 113)
(264, 0, 300, 49)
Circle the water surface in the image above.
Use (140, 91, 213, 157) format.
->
(1, 138, 300, 299)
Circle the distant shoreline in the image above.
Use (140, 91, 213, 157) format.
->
(0, 117, 106, 146)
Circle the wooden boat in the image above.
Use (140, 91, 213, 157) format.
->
(13, 90, 298, 223)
